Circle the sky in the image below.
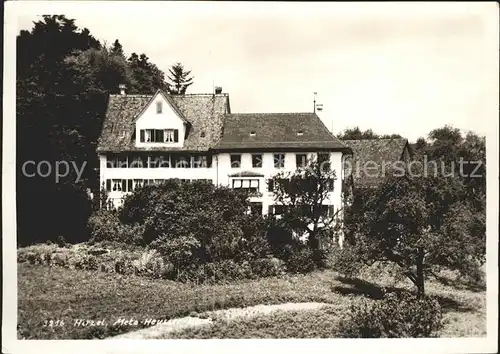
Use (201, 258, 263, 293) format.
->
(13, 2, 498, 142)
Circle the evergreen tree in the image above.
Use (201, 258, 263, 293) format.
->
(167, 62, 194, 94)
(110, 39, 125, 58)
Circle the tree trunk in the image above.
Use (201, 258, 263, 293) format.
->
(416, 247, 425, 298)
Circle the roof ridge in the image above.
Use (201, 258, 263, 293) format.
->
(227, 112, 316, 115)
(110, 94, 153, 97)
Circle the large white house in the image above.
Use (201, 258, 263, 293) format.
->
(97, 88, 351, 215)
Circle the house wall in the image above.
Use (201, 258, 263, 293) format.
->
(216, 151, 343, 214)
(135, 94, 185, 148)
(100, 151, 344, 213)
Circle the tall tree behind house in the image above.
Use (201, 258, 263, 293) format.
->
(16, 16, 171, 245)
(167, 62, 194, 94)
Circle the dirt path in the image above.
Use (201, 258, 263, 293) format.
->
(109, 302, 330, 339)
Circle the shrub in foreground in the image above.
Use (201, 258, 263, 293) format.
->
(87, 210, 144, 245)
(339, 292, 443, 338)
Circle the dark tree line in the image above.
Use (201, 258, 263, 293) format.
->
(16, 15, 193, 245)
(337, 127, 403, 140)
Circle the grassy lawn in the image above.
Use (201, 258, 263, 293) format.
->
(18, 263, 352, 339)
(18, 262, 485, 339)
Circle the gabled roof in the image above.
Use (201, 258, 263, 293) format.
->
(342, 138, 411, 187)
(132, 90, 189, 124)
(216, 113, 348, 151)
(97, 93, 230, 152)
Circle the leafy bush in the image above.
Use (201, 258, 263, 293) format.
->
(283, 246, 317, 274)
(119, 182, 274, 276)
(251, 257, 285, 278)
(87, 210, 144, 245)
(339, 292, 443, 338)
(326, 243, 365, 277)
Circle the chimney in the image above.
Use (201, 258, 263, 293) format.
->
(214, 86, 222, 94)
(119, 84, 127, 95)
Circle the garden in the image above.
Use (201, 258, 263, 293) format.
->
(17, 154, 486, 339)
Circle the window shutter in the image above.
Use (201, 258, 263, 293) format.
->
(122, 180, 127, 192)
(140, 130, 145, 143)
(268, 205, 274, 214)
(268, 179, 274, 192)
(174, 129, 179, 142)
(207, 155, 213, 168)
(106, 179, 111, 191)
(127, 179, 133, 192)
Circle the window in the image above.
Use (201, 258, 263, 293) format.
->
(133, 179, 144, 190)
(271, 205, 285, 215)
(317, 205, 335, 218)
(250, 202, 263, 215)
(107, 154, 119, 168)
(250, 131, 256, 137)
(318, 152, 330, 167)
(140, 129, 178, 143)
(165, 129, 175, 142)
(326, 179, 334, 192)
(129, 155, 146, 168)
(176, 155, 190, 168)
(232, 179, 259, 193)
(252, 154, 262, 168)
(297, 130, 304, 136)
(296, 154, 307, 168)
(148, 156, 159, 168)
(267, 179, 274, 192)
(156, 101, 162, 114)
(192, 155, 207, 168)
(230, 154, 241, 168)
(274, 153, 285, 168)
(158, 154, 171, 168)
(112, 179, 123, 192)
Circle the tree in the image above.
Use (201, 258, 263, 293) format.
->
(16, 15, 101, 244)
(271, 156, 341, 265)
(119, 181, 270, 272)
(343, 124, 486, 297)
(167, 62, 194, 94)
(110, 39, 125, 58)
(127, 53, 168, 93)
(16, 15, 171, 245)
(337, 127, 403, 140)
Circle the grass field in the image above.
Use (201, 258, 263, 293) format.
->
(18, 262, 486, 339)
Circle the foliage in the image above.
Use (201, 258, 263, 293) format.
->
(87, 210, 144, 245)
(16, 15, 186, 245)
(167, 62, 194, 94)
(343, 127, 486, 296)
(339, 292, 443, 338)
(271, 157, 340, 265)
(337, 126, 403, 140)
(282, 246, 317, 274)
(127, 53, 169, 93)
(120, 182, 270, 271)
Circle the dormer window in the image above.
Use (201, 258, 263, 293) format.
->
(250, 131, 256, 137)
(297, 130, 304, 136)
(164, 129, 175, 142)
(140, 129, 178, 143)
(156, 101, 162, 114)
(200, 131, 206, 138)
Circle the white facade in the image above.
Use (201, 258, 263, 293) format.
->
(99, 150, 344, 213)
(98, 90, 346, 217)
(134, 92, 187, 148)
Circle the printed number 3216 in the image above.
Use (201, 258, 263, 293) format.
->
(43, 320, 64, 327)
